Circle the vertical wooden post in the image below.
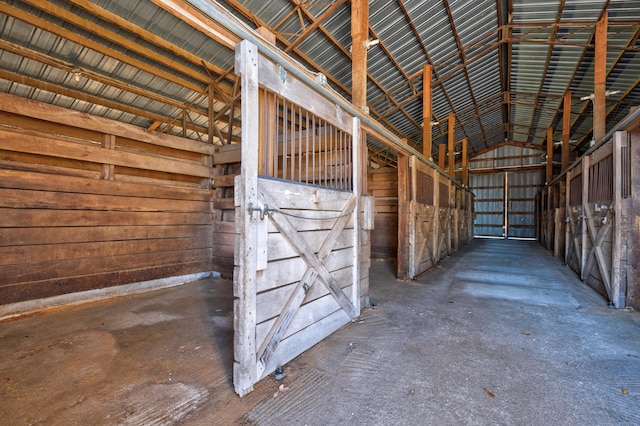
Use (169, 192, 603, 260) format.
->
(448, 114, 455, 178)
(565, 170, 571, 263)
(546, 127, 553, 184)
(208, 84, 215, 145)
(562, 91, 571, 172)
(397, 154, 409, 279)
(423, 65, 432, 159)
(408, 155, 417, 278)
(439, 143, 446, 170)
(234, 40, 259, 397)
(351, 117, 362, 313)
(462, 137, 468, 187)
(351, 0, 368, 111)
(433, 168, 440, 261)
(581, 155, 590, 280)
(611, 131, 625, 307)
(101, 134, 115, 180)
(555, 180, 566, 259)
(629, 129, 640, 308)
(593, 12, 608, 143)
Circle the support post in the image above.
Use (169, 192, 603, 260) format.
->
(562, 91, 571, 172)
(351, 0, 368, 112)
(611, 131, 625, 307)
(423, 65, 432, 159)
(546, 127, 553, 184)
(581, 155, 590, 280)
(397, 154, 410, 279)
(593, 12, 607, 143)
(448, 114, 455, 179)
(439, 143, 446, 170)
(233, 40, 259, 397)
(462, 137, 468, 187)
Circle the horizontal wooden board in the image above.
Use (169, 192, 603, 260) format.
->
(256, 290, 343, 352)
(258, 177, 353, 211)
(0, 208, 213, 227)
(0, 224, 212, 247)
(0, 169, 212, 201)
(1, 248, 214, 285)
(0, 92, 215, 155)
(0, 188, 212, 213)
(213, 197, 235, 210)
(0, 127, 214, 178)
(214, 143, 241, 165)
(0, 156, 100, 179)
(267, 228, 354, 262)
(266, 209, 354, 232)
(368, 180, 398, 190)
(0, 260, 213, 305)
(257, 55, 353, 133)
(213, 174, 238, 188)
(0, 235, 212, 266)
(256, 247, 354, 293)
(255, 267, 353, 324)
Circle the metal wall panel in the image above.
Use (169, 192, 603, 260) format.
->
(470, 172, 504, 237)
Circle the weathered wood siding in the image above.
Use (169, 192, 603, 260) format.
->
(233, 41, 367, 396)
(368, 168, 398, 259)
(537, 117, 640, 309)
(0, 93, 215, 304)
(397, 156, 474, 279)
(213, 143, 241, 278)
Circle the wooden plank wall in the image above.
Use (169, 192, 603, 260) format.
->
(537, 126, 639, 309)
(212, 143, 241, 278)
(368, 168, 398, 259)
(0, 94, 215, 304)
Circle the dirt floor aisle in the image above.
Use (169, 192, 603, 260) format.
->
(1, 238, 639, 425)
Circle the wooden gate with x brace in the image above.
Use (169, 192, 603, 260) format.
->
(233, 40, 370, 396)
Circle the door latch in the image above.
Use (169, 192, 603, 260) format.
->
(248, 202, 277, 220)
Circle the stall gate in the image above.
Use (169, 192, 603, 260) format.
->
(564, 134, 629, 305)
(233, 41, 369, 396)
(398, 156, 474, 279)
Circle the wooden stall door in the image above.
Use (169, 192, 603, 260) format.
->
(233, 41, 362, 396)
(403, 156, 439, 279)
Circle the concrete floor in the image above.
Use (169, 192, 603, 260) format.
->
(1, 239, 639, 425)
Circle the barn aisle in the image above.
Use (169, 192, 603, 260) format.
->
(1, 238, 639, 425)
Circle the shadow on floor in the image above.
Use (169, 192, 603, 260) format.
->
(1, 239, 639, 425)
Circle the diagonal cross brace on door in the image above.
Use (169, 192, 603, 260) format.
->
(255, 182, 358, 376)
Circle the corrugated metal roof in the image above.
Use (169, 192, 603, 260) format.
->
(0, 0, 637, 163)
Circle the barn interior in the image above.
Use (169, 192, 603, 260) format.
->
(1, 0, 639, 423)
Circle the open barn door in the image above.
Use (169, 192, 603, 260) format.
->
(233, 41, 367, 396)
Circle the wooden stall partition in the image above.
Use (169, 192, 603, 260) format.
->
(397, 154, 410, 278)
(538, 111, 639, 308)
(437, 173, 453, 260)
(565, 166, 584, 275)
(0, 93, 215, 305)
(368, 168, 398, 259)
(212, 143, 241, 278)
(553, 179, 567, 259)
(233, 41, 368, 396)
(404, 156, 439, 279)
(580, 142, 614, 299)
(627, 127, 640, 309)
